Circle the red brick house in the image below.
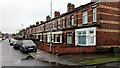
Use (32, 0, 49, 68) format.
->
(23, 1, 120, 54)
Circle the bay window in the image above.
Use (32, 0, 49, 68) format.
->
(75, 27, 96, 46)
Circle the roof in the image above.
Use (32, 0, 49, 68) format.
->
(44, 2, 95, 23)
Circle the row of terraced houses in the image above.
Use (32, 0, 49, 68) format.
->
(18, 1, 120, 54)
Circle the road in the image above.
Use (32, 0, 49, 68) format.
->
(1, 39, 55, 66)
(1, 39, 120, 68)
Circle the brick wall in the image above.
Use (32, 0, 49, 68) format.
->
(37, 43, 96, 54)
(96, 31, 119, 46)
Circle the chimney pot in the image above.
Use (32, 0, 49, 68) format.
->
(40, 21, 44, 24)
(36, 22, 39, 25)
(46, 15, 51, 21)
(54, 11, 60, 18)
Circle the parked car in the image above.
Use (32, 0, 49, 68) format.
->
(20, 40, 37, 53)
(13, 40, 22, 50)
(9, 38, 16, 46)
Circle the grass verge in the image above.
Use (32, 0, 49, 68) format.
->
(84, 57, 120, 64)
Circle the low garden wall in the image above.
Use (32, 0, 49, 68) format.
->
(36, 42, 96, 55)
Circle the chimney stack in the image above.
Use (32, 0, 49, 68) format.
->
(46, 15, 51, 21)
(54, 11, 60, 18)
(67, 3, 75, 12)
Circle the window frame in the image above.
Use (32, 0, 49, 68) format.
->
(70, 15, 74, 26)
(82, 11, 88, 24)
(65, 18, 68, 27)
(66, 32, 72, 44)
(78, 31, 87, 45)
(62, 19, 65, 28)
(54, 34, 60, 43)
(57, 19, 61, 28)
(93, 8, 97, 22)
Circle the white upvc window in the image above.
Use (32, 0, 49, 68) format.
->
(93, 8, 97, 22)
(78, 31, 86, 45)
(75, 27, 96, 46)
(82, 11, 88, 24)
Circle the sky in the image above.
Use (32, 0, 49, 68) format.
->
(0, 0, 91, 34)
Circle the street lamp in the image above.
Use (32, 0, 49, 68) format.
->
(50, 0, 52, 54)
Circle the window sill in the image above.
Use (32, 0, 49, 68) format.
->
(82, 23, 88, 25)
(77, 44, 96, 46)
(53, 42, 60, 43)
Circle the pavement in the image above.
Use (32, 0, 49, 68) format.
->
(29, 49, 120, 66)
(29, 49, 78, 66)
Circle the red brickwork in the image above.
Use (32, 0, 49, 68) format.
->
(99, 23, 119, 30)
(37, 43, 96, 54)
(97, 2, 120, 49)
(96, 31, 119, 46)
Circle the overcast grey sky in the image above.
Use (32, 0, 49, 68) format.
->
(0, 0, 91, 33)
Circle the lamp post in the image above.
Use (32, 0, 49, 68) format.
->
(50, 0, 52, 54)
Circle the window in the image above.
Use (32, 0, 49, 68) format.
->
(65, 18, 68, 27)
(78, 31, 86, 44)
(66, 33, 72, 44)
(75, 27, 96, 46)
(88, 30, 95, 44)
(62, 19, 65, 28)
(43, 35, 47, 42)
(93, 8, 97, 22)
(40, 35, 42, 41)
(58, 19, 60, 28)
(52, 22, 54, 29)
(54, 34, 60, 43)
(70, 15, 74, 26)
(82, 11, 88, 24)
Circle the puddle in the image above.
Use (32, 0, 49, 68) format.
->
(21, 55, 34, 60)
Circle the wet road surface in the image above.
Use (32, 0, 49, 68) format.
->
(1, 39, 120, 68)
